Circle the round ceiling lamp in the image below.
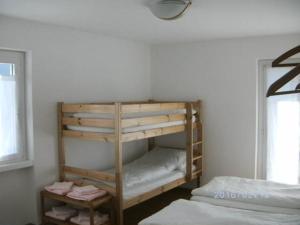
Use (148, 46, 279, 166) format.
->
(149, 0, 192, 20)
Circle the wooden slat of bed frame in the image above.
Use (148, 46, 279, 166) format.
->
(63, 117, 114, 128)
(122, 114, 185, 128)
(121, 103, 185, 113)
(62, 130, 115, 142)
(62, 104, 115, 113)
(122, 125, 186, 142)
(64, 166, 116, 182)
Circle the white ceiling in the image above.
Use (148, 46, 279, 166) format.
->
(0, 0, 299, 44)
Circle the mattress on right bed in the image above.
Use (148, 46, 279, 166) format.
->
(139, 176, 300, 225)
(139, 198, 300, 225)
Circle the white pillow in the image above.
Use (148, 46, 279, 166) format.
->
(122, 147, 186, 187)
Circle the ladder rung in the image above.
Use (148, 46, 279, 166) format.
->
(193, 155, 202, 161)
(193, 170, 202, 176)
(192, 141, 202, 146)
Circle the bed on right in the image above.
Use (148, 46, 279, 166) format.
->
(139, 176, 300, 225)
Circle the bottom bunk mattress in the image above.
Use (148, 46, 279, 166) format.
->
(123, 170, 185, 200)
(103, 147, 189, 200)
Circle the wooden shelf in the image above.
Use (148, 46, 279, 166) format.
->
(42, 215, 110, 225)
(41, 190, 112, 209)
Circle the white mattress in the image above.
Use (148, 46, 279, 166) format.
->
(66, 109, 196, 133)
(123, 170, 185, 200)
(139, 199, 300, 225)
(102, 147, 187, 199)
(139, 177, 300, 225)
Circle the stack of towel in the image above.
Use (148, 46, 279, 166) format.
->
(44, 182, 107, 201)
(70, 211, 109, 225)
(44, 182, 73, 195)
(67, 185, 107, 201)
(45, 205, 77, 221)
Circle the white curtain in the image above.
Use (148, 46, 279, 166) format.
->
(0, 78, 18, 161)
(266, 66, 300, 184)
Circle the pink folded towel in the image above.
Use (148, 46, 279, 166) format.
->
(44, 181, 73, 195)
(45, 187, 70, 195)
(67, 189, 107, 201)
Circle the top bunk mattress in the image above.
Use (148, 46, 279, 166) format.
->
(66, 109, 196, 134)
(66, 119, 193, 133)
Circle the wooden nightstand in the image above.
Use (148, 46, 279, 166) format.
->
(41, 190, 113, 225)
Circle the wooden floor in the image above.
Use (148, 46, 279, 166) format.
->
(124, 188, 191, 225)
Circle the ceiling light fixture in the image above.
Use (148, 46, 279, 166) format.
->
(149, 0, 192, 20)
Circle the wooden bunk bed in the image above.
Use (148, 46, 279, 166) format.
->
(57, 100, 203, 225)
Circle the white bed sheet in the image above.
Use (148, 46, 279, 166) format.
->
(122, 170, 185, 200)
(101, 147, 187, 199)
(101, 170, 185, 200)
(191, 195, 300, 215)
(192, 176, 300, 209)
(105, 147, 187, 188)
(139, 199, 300, 225)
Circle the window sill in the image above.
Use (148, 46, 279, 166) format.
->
(0, 160, 33, 173)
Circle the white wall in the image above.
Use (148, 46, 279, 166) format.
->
(0, 16, 151, 225)
(151, 34, 300, 184)
(1, 14, 300, 225)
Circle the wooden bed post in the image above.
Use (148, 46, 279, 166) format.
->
(148, 137, 155, 151)
(148, 99, 155, 151)
(195, 100, 202, 187)
(115, 103, 123, 225)
(57, 102, 65, 181)
(186, 103, 193, 182)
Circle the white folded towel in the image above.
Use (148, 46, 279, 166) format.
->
(49, 182, 73, 190)
(52, 205, 77, 217)
(45, 211, 72, 221)
(71, 211, 109, 225)
(72, 185, 99, 195)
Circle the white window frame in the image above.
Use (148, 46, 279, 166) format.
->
(256, 58, 300, 180)
(0, 48, 33, 173)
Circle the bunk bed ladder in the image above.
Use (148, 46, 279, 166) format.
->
(186, 101, 203, 186)
(114, 103, 124, 225)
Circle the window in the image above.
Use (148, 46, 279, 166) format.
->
(0, 49, 32, 172)
(257, 60, 300, 184)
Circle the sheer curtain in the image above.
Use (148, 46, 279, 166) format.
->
(266, 66, 300, 184)
(0, 77, 18, 161)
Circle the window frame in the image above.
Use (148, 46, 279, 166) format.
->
(256, 58, 300, 180)
(0, 48, 33, 173)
